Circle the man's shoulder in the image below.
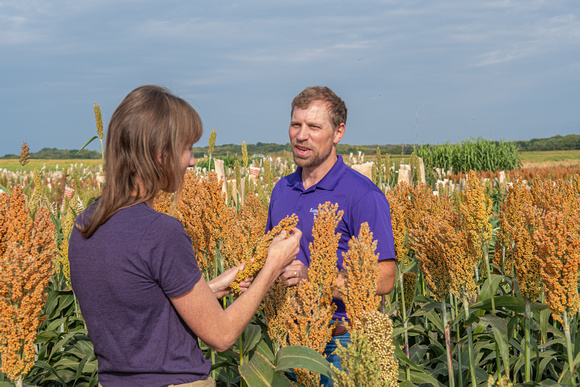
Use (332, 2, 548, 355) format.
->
(338, 165, 382, 195)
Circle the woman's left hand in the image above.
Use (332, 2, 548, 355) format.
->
(208, 263, 252, 299)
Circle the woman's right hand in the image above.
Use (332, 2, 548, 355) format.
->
(264, 228, 301, 274)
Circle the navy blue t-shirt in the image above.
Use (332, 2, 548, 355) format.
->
(69, 203, 211, 387)
(267, 155, 396, 320)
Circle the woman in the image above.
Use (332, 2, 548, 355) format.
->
(69, 85, 300, 387)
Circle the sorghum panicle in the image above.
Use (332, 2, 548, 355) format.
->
(0, 186, 56, 380)
(19, 142, 30, 167)
(340, 222, 381, 326)
(229, 213, 298, 295)
(332, 310, 398, 387)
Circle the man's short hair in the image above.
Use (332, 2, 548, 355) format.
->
(291, 86, 347, 129)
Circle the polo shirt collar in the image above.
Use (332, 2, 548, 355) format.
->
(287, 155, 347, 192)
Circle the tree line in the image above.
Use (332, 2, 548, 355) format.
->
(2, 134, 578, 159)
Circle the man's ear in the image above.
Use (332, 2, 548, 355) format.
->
(333, 123, 345, 145)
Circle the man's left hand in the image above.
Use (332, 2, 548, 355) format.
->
(281, 259, 308, 286)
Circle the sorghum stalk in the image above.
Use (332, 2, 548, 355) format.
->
(442, 303, 455, 387)
(397, 265, 410, 381)
(524, 300, 531, 382)
(239, 335, 245, 387)
(563, 311, 577, 387)
(463, 296, 477, 387)
(484, 244, 495, 313)
(452, 292, 464, 387)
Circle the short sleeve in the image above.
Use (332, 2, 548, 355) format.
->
(350, 190, 396, 261)
(139, 215, 203, 298)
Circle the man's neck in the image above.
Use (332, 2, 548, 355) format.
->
(301, 155, 338, 190)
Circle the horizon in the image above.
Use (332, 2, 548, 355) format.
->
(3, 133, 577, 158)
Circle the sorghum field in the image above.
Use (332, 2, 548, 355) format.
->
(1, 133, 579, 387)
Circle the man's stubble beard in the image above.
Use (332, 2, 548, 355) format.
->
(292, 142, 333, 169)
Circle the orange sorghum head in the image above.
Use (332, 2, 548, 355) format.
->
(495, 178, 542, 301)
(461, 171, 493, 261)
(264, 202, 340, 359)
(534, 210, 580, 323)
(340, 222, 381, 326)
(178, 171, 227, 277)
(0, 186, 56, 381)
(230, 213, 298, 295)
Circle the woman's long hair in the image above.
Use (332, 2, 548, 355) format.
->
(78, 85, 202, 238)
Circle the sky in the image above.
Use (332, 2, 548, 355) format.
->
(1, 0, 579, 157)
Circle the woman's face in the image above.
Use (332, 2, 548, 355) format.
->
(180, 144, 196, 174)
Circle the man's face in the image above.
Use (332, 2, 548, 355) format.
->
(289, 100, 342, 169)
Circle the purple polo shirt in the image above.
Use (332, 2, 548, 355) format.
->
(266, 155, 396, 320)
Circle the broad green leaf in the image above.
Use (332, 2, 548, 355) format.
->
(411, 299, 442, 317)
(480, 315, 510, 376)
(393, 324, 413, 338)
(34, 360, 67, 385)
(75, 352, 96, 383)
(539, 308, 551, 345)
(394, 343, 416, 368)
(50, 331, 82, 361)
(35, 330, 60, 344)
(479, 274, 504, 300)
(470, 296, 546, 314)
(254, 339, 275, 363)
(424, 309, 444, 333)
(54, 358, 82, 370)
(409, 368, 445, 387)
(274, 345, 335, 379)
(239, 324, 262, 356)
(46, 317, 68, 331)
(239, 352, 290, 387)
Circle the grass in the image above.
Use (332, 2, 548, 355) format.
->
(519, 150, 580, 168)
(0, 159, 102, 173)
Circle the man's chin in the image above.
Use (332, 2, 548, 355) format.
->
(292, 154, 310, 167)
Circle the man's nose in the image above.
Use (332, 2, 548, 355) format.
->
(296, 125, 308, 141)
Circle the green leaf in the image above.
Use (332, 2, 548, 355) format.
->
(479, 274, 504, 300)
(409, 368, 445, 387)
(254, 339, 275, 363)
(480, 315, 510, 375)
(239, 352, 290, 387)
(33, 360, 67, 386)
(540, 308, 551, 345)
(239, 323, 262, 356)
(469, 295, 546, 314)
(76, 136, 98, 155)
(424, 309, 444, 333)
(393, 324, 414, 338)
(0, 183, 12, 194)
(274, 345, 335, 379)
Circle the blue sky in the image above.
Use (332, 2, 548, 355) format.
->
(1, 0, 578, 156)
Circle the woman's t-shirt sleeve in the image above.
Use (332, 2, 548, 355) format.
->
(139, 215, 203, 298)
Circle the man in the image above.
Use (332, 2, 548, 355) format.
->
(266, 86, 396, 384)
